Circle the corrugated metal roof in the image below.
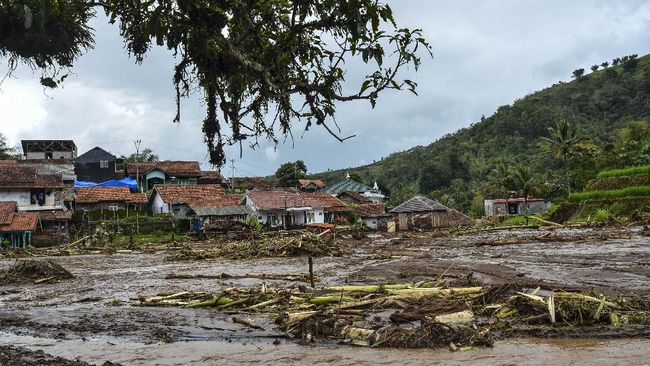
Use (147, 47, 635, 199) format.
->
(389, 196, 449, 213)
(325, 180, 372, 195)
(190, 206, 253, 216)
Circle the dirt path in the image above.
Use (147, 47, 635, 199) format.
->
(0, 226, 648, 364)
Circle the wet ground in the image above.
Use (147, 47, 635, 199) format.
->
(1, 226, 649, 365)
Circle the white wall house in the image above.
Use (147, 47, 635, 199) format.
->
(0, 166, 65, 211)
(244, 192, 328, 229)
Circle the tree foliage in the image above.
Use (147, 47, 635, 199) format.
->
(1, 0, 431, 166)
(120, 147, 159, 163)
(275, 160, 307, 187)
(0, 133, 16, 159)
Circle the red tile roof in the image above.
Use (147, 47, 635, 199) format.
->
(199, 171, 224, 180)
(75, 187, 136, 203)
(187, 194, 244, 209)
(36, 210, 73, 221)
(0, 201, 17, 225)
(153, 184, 226, 205)
(129, 192, 148, 204)
(127, 161, 202, 178)
(0, 212, 38, 232)
(299, 179, 326, 189)
(337, 191, 373, 204)
(354, 203, 387, 217)
(230, 177, 280, 190)
(247, 191, 349, 211)
(0, 166, 64, 189)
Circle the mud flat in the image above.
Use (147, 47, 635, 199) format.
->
(0, 226, 649, 365)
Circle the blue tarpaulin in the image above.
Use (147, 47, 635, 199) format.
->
(74, 177, 138, 191)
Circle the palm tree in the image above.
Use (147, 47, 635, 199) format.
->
(512, 165, 534, 224)
(541, 119, 582, 194)
(490, 162, 512, 215)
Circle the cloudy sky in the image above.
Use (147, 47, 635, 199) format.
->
(1, 1, 650, 177)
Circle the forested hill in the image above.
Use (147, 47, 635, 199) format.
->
(313, 54, 650, 215)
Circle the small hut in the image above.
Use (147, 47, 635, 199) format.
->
(390, 196, 450, 231)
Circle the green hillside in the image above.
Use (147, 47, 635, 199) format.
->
(314, 54, 650, 216)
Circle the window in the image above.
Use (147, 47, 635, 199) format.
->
(99, 160, 109, 168)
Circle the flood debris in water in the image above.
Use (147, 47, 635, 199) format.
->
(134, 280, 650, 349)
(0, 259, 74, 285)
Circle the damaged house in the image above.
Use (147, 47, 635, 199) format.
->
(390, 196, 451, 231)
(21, 139, 77, 160)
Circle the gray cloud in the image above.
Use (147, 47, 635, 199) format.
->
(1, 0, 649, 177)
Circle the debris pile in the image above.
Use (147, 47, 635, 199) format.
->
(136, 282, 650, 349)
(217, 231, 341, 259)
(164, 231, 342, 261)
(0, 260, 74, 284)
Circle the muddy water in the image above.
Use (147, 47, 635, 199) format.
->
(2, 331, 650, 365)
(1, 226, 650, 365)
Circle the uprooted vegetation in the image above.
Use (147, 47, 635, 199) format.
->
(0, 260, 74, 285)
(136, 282, 650, 349)
(165, 231, 343, 261)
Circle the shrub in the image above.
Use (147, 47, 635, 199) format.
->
(593, 209, 609, 223)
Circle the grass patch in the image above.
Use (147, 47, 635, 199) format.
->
(597, 165, 650, 178)
(569, 186, 650, 202)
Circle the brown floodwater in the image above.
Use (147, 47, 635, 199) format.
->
(3, 331, 650, 365)
(1, 226, 649, 365)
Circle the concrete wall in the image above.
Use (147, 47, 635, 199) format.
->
(253, 208, 324, 228)
(485, 200, 547, 216)
(25, 151, 75, 160)
(0, 189, 60, 210)
(362, 217, 378, 230)
(151, 193, 169, 214)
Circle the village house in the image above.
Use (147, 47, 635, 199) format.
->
(298, 179, 326, 192)
(354, 203, 391, 230)
(21, 139, 77, 160)
(149, 184, 226, 218)
(325, 175, 385, 203)
(244, 190, 348, 229)
(0, 201, 39, 248)
(186, 194, 252, 225)
(0, 165, 66, 211)
(484, 198, 547, 217)
(390, 196, 451, 231)
(74, 146, 124, 183)
(126, 161, 203, 191)
(74, 187, 148, 216)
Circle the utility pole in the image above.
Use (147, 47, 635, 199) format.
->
(230, 158, 235, 190)
(134, 139, 142, 192)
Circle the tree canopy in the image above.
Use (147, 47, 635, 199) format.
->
(120, 147, 159, 163)
(275, 160, 307, 187)
(0, 133, 16, 159)
(1, 0, 431, 166)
